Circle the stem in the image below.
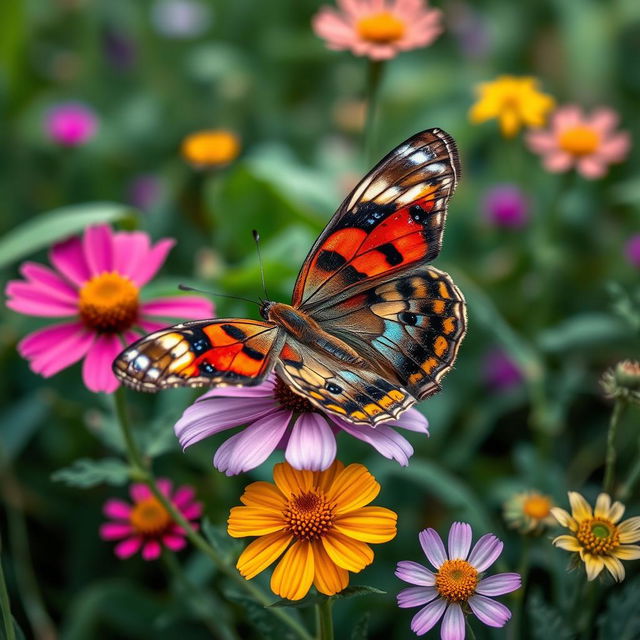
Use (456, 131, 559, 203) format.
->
(507, 538, 530, 640)
(619, 437, 640, 501)
(0, 536, 16, 640)
(603, 399, 627, 496)
(112, 388, 313, 640)
(316, 598, 334, 640)
(363, 60, 385, 165)
(465, 618, 477, 640)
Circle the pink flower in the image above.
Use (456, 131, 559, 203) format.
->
(526, 105, 630, 179)
(313, 0, 443, 61)
(396, 523, 521, 638)
(625, 234, 640, 268)
(174, 374, 429, 475)
(45, 102, 99, 147)
(5, 224, 214, 393)
(482, 184, 529, 229)
(100, 479, 202, 560)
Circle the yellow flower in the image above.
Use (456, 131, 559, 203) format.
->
(551, 491, 640, 582)
(469, 75, 555, 137)
(181, 129, 240, 168)
(503, 490, 556, 535)
(227, 460, 397, 600)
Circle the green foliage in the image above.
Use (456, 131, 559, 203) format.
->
(269, 585, 385, 609)
(598, 577, 640, 640)
(51, 458, 131, 488)
(527, 590, 575, 640)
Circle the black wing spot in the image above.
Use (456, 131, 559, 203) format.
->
(365, 385, 385, 400)
(400, 312, 418, 326)
(199, 361, 216, 376)
(347, 202, 396, 229)
(221, 324, 246, 340)
(378, 242, 404, 266)
(410, 205, 427, 224)
(397, 279, 416, 298)
(342, 265, 368, 284)
(316, 250, 347, 271)
(242, 345, 265, 361)
(326, 382, 342, 395)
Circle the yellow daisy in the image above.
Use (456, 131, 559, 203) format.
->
(181, 129, 240, 168)
(551, 491, 640, 581)
(503, 490, 556, 535)
(227, 460, 397, 600)
(469, 75, 555, 137)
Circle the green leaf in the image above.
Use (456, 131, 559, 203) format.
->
(598, 576, 640, 640)
(537, 313, 628, 353)
(201, 518, 241, 564)
(51, 458, 131, 488)
(527, 590, 575, 640)
(0, 392, 48, 461)
(268, 585, 385, 608)
(0, 202, 134, 270)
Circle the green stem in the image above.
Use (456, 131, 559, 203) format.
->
(507, 538, 530, 640)
(316, 598, 334, 640)
(363, 60, 385, 165)
(619, 437, 640, 501)
(603, 399, 627, 496)
(465, 618, 477, 640)
(0, 536, 16, 640)
(112, 388, 313, 640)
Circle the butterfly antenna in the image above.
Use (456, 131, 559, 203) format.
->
(252, 229, 270, 300)
(178, 284, 259, 307)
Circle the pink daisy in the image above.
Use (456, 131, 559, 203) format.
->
(312, 0, 443, 61)
(526, 105, 630, 180)
(100, 479, 202, 560)
(5, 224, 214, 393)
(45, 102, 99, 147)
(174, 374, 429, 476)
(396, 523, 521, 638)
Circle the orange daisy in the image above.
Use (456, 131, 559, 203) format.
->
(227, 460, 397, 600)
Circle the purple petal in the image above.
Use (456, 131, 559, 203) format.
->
(397, 586, 438, 609)
(411, 598, 447, 635)
(384, 407, 429, 434)
(476, 573, 521, 596)
(468, 595, 511, 628)
(419, 528, 448, 569)
(441, 603, 465, 640)
(468, 534, 503, 572)
(213, 411, 291, 475)
(285, 413, 336, 471)
(395, 560, 436, 586)
(201, 376, 276, 398)
(448, 522, 472, 560)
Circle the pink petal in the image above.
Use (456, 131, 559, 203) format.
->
(81, 333, 123, 393)
(526, 130, 559, 154)
(395, 560, 436, 586)
(181, 503, 203, 520)
(156, 478, 173, 497)
(140, 296, 214, 320)
(596, 132, 631, 162)
(441, 603, 465, 640)
(103, 499, 132, 521)
(312, 10, 358, 48)
(130, 238, 175, 287)
(419, 528, 448, 569)
(411, 598, 447, 635)
(476, 573, 521, 596)
(162, 534, 187, 551)
(588, 107, 619, 134)
(285, 413, 336, 471)
(397, 586, 438, 609)
(543, 150, 574, 173)
(6, 282, 78, 316)
(130, 484, 151, 502)
(576, 156, 607, 179)
(114, 536, 142, 558)
(112, 231, 150, 280)
(100, 523, 133, 540)
(19, 321, 85, 357)
(448, 522, 472, 560)
(172, 486, 196, 509)
(83, 225, 114, 275)
(137, 319, 170, 333)
(385, 408, 429, 433)
(19, 262, 78, 301)
(49, 235, 91, 286)
(199, 375, 276, 398)
(142, 539, 162, 561)
(468, 534, 503, 572)
(468, 594, 512, 627)
(552, 105, 583, 130)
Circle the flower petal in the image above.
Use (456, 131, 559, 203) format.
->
(272, 462, 314, 497)
(114, 536, 142, 559)
(99, 523, 133, 540)
(476, 573, 521, 596)
(285, 413, 336, 471)
(568, 491, 592, 521)
(142, 540, 162, 561)
(112, 231, 150, 280)
(240, 481, 287, 511)
(602, 555, 625, 582)
(163, 535, 187, 551)
(468, 594, 511, 627)
(612, 545, 640, 560)
(19, 262, 78, 301)
(410, 598, 447, 635)
(322, 531, 373, 572)
(172, 486, 196, 509)
(130, 484, 150, 502)
(140, 296, 214, 321)
(326, 463, 380, 514)
(397, 586, 438, 609)
(550, 507, 577, 531)
(103, 499, 132, 521)
(83, 225, 114, 275)
(49, 235, 91, 286)
(270, 540, 314, 601)
(81, 333, 122, 393)
(395, 560, 436, 586)
(468, 534, 503, 572)
(419, 528, 447, 570)
(552, 535, 582, 552)
(594, 493, 611, 519)
(227, 506, 286, 537)
(441, 602, 465, 640)
(582, 553, 605, 581)
(385, 407, 429, 433)
(334, 506, 397, 543)
(618, 516, 640, 543)
(236, 530, 293, 580)
(6, 281, 79, 316)
(608, 500, 626, 524)
(448, 522, 472, 560)
(313, 460, 345, 494)
(312, 540, 349, 597)
(131, 238, 175, 286)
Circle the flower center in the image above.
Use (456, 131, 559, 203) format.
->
(356, 12, 405, 43)
(274, 376, 314, 413)
(283, 491, 334, 541)
(129, 496, 172, 536)
(576, 518, 620, 555)
(523, 495, 552, 520)
(78, 272, 139, 332)
(558, 126, 599, 156)
(435, 559, 478, 602)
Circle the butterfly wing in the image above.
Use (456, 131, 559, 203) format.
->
(292, 128, 460, 311)
(113, 319, 282, 391)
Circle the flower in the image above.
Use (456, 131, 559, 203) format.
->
(482, 184, 529, 228)
(44, 102, 98, 147)
(174, 374, 429, 475)
(181, 130, 240, 168)
(503, 491, 556, 535)
(551, 491, 640, 581)
(396, 523, 521, 638)
(228, 460, 397, 600)
(100, 479, 202, 560)
(127, 174, 164, 211)
(625, 235, 640, 268)
(526, 105, 630, 179)
(312, 0, 443, 61)
(482, 348, 523, 392)
(469, 76, 554, 138)
(151, 0, 212, 39)
(601, 360, 640, 405)
(5, 224, 214, 393)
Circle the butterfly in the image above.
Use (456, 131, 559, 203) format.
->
(113, 129, 466, 426)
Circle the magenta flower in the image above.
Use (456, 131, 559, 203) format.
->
(482, 184, 529, 229)
(44, 102, 99, 147)
(625, 234, 640, 268)
(100, 479, 202, 560)
(5, 224, 214, 393)
(396, 523, 521, 638)
(174, 374, 429, 475)
(482, 348, 523, 392)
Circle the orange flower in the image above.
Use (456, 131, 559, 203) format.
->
(228, 460, 397, 600)
(181, 129, 240, 168)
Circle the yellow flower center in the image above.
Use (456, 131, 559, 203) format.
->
(576, 518, 620, 555)
(523, 495, 552, 520)
(356, 12, 405, 44)
(78, 272, 139, 332)
(181, 130, 240, 167)
(284, 491, 334, 541)
(558, 126, 600, 156)
(435, 559, 478, 602)
(129, 496, 172, 536)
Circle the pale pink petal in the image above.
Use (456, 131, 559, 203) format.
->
(6, 282, 79, 316)
(49, 235, 91, 286)
(576, 156, 607, 179)
(162, 534, 187, 551)
(313, 11, 359, 48)
(140, 296, 214, 320)
(397, 586, 438, 608)
(114, 536, 142, 558)
(112, 231, 150, 280)
(468, 534, 503, 572)
(448, 522, 472, 560)
(130, 484, 151, 502)
(81, 333, 123, 393)
(142, 539, 162, 561)
(596, 132, 631, 162)
(411, 597, 447, 635)
(285, 413, 336, 471)
(83, 225, 114, 275)
(419, 528, 448, 569)
(103, 499, 132, 521)
(130, 238, 175, 286)
(588, 107, 619, 134)
(543, 150, 574, 173)
(100, 523, 133, 540)
(468, 594, 512, 627)
(476, 573, 521, 596)
(19, 262, 78, 301)
(395, 560, 436, 586)
(441, 603, 465, 640)
(552, 105, 583, 130)
(526, 130, 559, 154)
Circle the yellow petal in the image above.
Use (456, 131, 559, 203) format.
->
(612, 545, 640, 560)
(582, 553, 605, 581)
(270, 540, 314, 601)
(322, 531, 374, 572)
(273, 462, 313, 497)
(227, 506, 286, 538)
(499, 108, 521, 137)
(551, 507, 577, 531)
(240, 481, 287, 511)
(618, 516, 640, 543)
(326, 464, 380, 514)
(568, 492, 592, 522)
(236, 530, 293, 580)
(608, 500, 626, 524)
(594, 493, 611, 519)
(602, 555, 625, 582)
(314, 460, 345, 494)
(334, 507, 398, 543)
(312, 541, 349, 596)
(552, 535, 582, 552)
(469, 98, 500, 124)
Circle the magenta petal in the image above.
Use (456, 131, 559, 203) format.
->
(83, 225, 114, 275)
(114, 536, 142, 558)
(141, 296, 215, 320)
(285, 413, 336, 471)
(20, 262, 78, 301)
(384, 407, 429, 434)
(419, 528, 448, 569)
(100, 523, 133, 540)
(131, 238, 175, 286)
(476, 573, 521, 597)
(397, 586, 438, 609)
(19, 321, 85, 358)
(411, 598, 447, 635)
(181, 503, 203, 520)
(103, 499, 132, 521)
(130, 483, 151, 502)
(172, 486, 196, 508)
(213, 410, 291, 476)
(112, 231, 150, 280)
(142, 539, 162, 561)
(448, 522, 472, 560)
(137, 319, 170, 333)
(6, 282, 78, 316)
(163, 534, 187, 551)
(468, 534, 503, 572)
(395, 560, 436, 586)
(49, 235, 91, 286)
(81, 333, 123, 393)
(468, 595, 511, 628)
(156, 478, 172, 497)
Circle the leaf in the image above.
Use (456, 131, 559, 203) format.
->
(269, 585, 386, 608)
(0, 202, 133, 270)
(537, 313, 629, 353)
(598, 576, 640, 640)
(527, 590, 575, 640)
(201, 518, 241, 564)
(0, 392, 48, 461)
(350, 612, 370, 640)
(51, 458, 131, 488)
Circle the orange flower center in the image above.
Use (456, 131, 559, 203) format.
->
(558, 126, 599, 156)
(181, 130, 240, 167)
(129, 496, 172, 536)
(576, 518, 619, 555)
(356, 12, 405, 44)
(435, 559, 478, 602)
(284, 491, 334, 541)
(523, 494, 552, 520)
(78, 272, 139, 332)
(274, 376, 314, 413)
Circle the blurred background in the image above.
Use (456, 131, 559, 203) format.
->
(1, 0, 639, 638)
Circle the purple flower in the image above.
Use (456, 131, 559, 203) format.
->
(396, 523, 521, 638)
(173, 374, 429, 476)
(151, 0, 212, 39)
(483, 348, 523, 391)
(44, 102, 98, 147)
(625, 234, 640, 268)
(127, 174, 164, 211)
(482, 184, 529, 228)
(103, 28, 137, 70)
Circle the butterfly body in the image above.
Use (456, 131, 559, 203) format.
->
(114, 128, 467, 426)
